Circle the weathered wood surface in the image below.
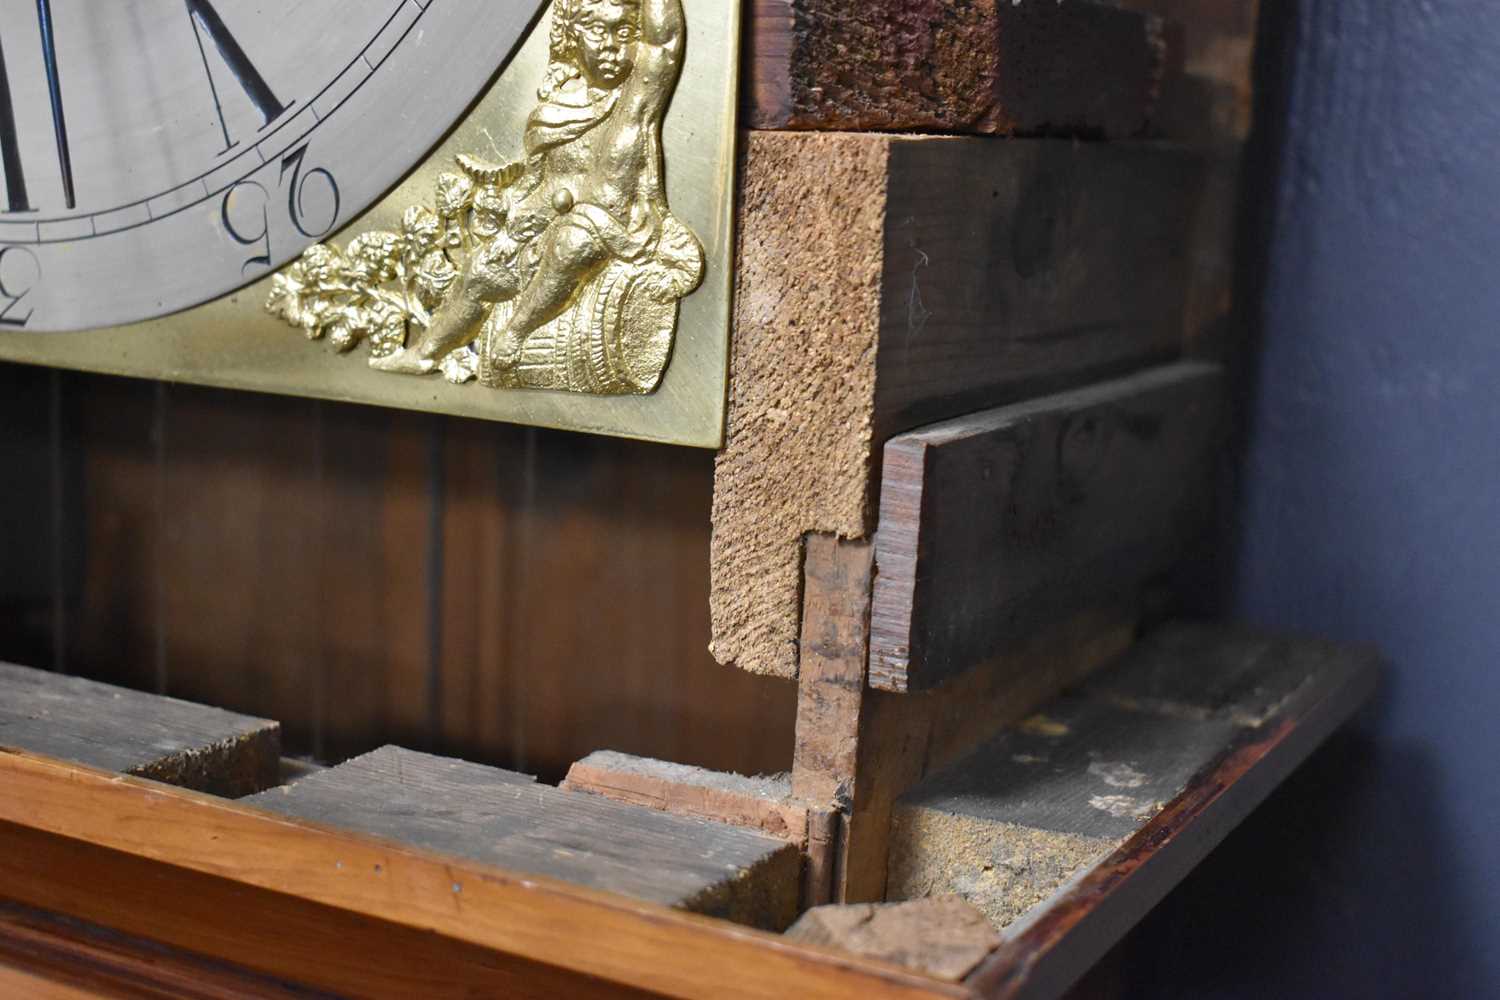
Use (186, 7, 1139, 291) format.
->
(713, 135, 1205, 679)
(887, 695, 1239, 927)
(786, 896, 1001, 982)
(870, 363, 1226, 693)
(0, 660, 279, 797)
(563, 749, 841, 908)
(0, 367, 797, 782)
(0, 750, 966, 1000)
(870, 623, 1377, 1000)
(746, 0, 1167, 137)
(245, 746, 801, 930)
(787, 537, 1138, 906)
(965, 628, 1377, 1000)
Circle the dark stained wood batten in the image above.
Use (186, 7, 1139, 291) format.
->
(870, 363, 1228, 693)
(745, 0, 1168, 137)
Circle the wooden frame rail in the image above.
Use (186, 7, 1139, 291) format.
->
(0, 749, 959, 1000)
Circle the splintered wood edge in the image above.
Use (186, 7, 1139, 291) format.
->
(0, 748, 965, 1000)
(964, 648, 1379, 1000)
(710, 131, 890, 679)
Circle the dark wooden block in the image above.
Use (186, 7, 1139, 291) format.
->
(871, 363, 1226, 692)
(746, 0, 1167, 137)
(0, 660, 280, 797)
(245, 746, 802, 930)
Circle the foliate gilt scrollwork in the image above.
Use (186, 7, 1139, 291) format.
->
(267, 0, 704, 396)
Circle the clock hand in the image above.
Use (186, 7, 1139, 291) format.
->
(0, 34, 32, 212)
(35, 0, 74, 209)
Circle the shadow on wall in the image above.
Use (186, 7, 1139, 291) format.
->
(1117, 699, 1488, 998)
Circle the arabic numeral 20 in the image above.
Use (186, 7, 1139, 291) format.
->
(221, 144, 340, 273)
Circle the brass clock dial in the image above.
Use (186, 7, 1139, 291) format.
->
(0, 0, 546, 330)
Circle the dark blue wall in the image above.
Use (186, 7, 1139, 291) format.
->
(1122, 1, 1500, 995)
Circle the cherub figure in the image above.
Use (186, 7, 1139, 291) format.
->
(370, 0, 702, 381)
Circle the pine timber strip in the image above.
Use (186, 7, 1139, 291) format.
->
(745, 0, 1167, 137)
(0, 660, 279, 797)
(563, 750, 809, 847)
(964, 630, 1378, 1000)
(0, 749, 968, 1000)
(562, 750, 840, 909)
(870, 363, 1227, 693)
(712, 133, 1204, 679)
(246, 746, 801, 931)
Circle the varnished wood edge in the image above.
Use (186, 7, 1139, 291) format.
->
(963, 647, 1380, 1000)
(0, 748, 967, 1000)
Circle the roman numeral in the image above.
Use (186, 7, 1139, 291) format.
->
(186, 0, 289, 153)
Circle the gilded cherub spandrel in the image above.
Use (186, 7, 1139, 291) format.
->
(268, 0, 704, 395)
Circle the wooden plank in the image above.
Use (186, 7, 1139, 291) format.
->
(0, 903, 318, 999)
(245, 746, 801, 931)
(0, 749, 965, 1000)
(787, 536, 1137, 907)
(862, 624, 1378, 998)
(745, 0, 1167, 138)
(964, 631, 1377, 1000)
(787, 897, 1001, 982)
(870, 363, 1226, 693)
(790, 536, 875, 808)
(0, 660, 279, 797)
(712, 135, 1204, 679)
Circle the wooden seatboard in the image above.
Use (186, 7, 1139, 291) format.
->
(745, 0, 1166, 137)
(870, 363, 1226, 692)
(893, 624, 1376, 999)
(0, 660, 279, 797)
(0, 748, 965, 1000)
(246, 745, 801, 930)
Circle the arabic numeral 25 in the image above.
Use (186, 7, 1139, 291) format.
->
(221, 144, 340, 273)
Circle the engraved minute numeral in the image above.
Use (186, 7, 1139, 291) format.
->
(186, 0, 290, 154)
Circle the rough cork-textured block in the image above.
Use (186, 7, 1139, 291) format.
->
(886, 624, 1378, 929)
(711, 132, 1203, 678)
(747, 0, 1167, 137)
(0, 660, 280, 797)
(246, 746, 802, 930)
(785, 896, 1001, 981)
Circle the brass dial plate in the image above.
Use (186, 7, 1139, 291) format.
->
(0, 0, 740, 448)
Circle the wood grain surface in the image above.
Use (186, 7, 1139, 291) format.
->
(247, 745, 802, 930)
(870, 363, 1226, 692)
(713, 134, 1205, 679)
(745, 0, 1167, 137)
(0, 659, 278, 797)
(0, 748, 967, 1000)
(0, 367, 797, 783)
